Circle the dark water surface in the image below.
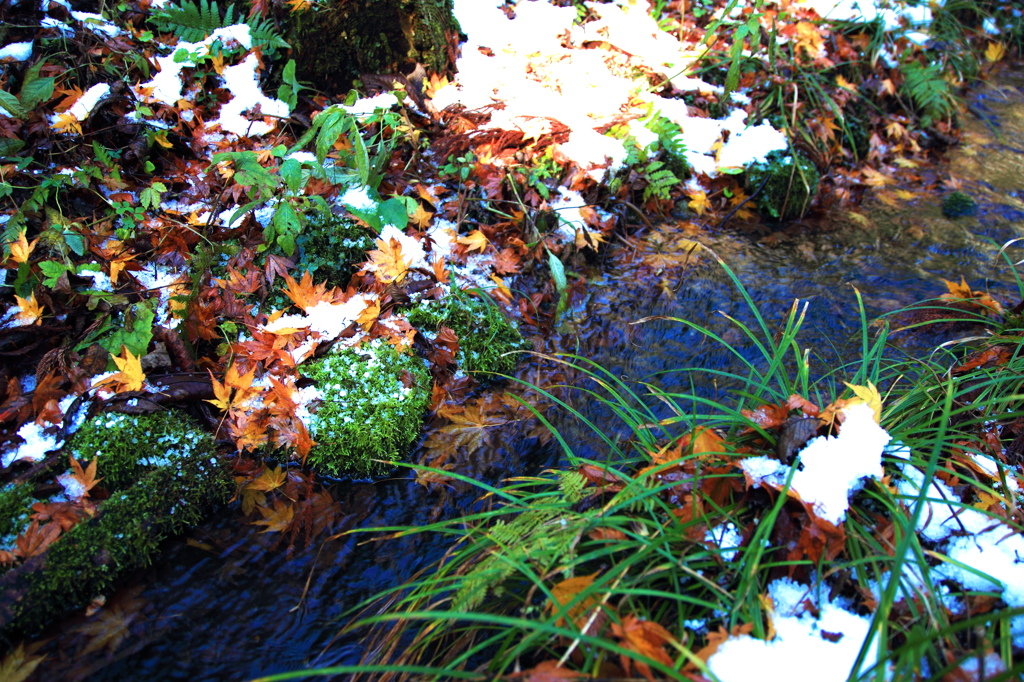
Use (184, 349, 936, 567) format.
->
(27, 70, 1024, 681)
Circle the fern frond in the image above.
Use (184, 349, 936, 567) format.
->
(149, 0, 288, 55)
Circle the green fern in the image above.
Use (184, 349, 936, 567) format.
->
(150, 0, 289, 55)
(641, 160, 680, 202)
(901, 60, 955, 126)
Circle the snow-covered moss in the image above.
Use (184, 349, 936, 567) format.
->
(294, 212, 374, 288)
(0, 482, 33, 550)
(301, 339, 431, 478)
(407, 294, 529, 378)
(64, 411, 216, 492)
(746, 150, 820, 221)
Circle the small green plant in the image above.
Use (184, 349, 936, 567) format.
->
(942, 190, 977, 218)
(440, 151, 476, 183)
(901, 59, 957, 127)
(407, 292, 529, 378)
(745, 149, 820, 220)
(301, 339, 431, 478)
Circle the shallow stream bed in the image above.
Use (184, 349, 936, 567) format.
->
(24, 68, 1024, 681)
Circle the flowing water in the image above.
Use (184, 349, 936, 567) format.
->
(24, 69, 1024, 680)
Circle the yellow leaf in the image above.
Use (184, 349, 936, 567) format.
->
(251, 498, 294, 533)
(365, 237, 411, 284)
(843, 381, 882, 424)
(985, 41, 1006, 63)
(51, 112, 82, 135)
(0, 642, 47, 682)
(409, 203, 434, 229)
(356, 299, 380, 331)
(893, 157, 919, 168)
(457, 229, 490, 253)
(835, 74, 858, 92)
(206, 372, 234, 411)
(153, 131, 173, 148)
(489, 274, 511, 299)
(14, 294, 44, 325)
(8, 231, 37, 264)
(247, 465, 287, 492)
(861, 166, 895, 187)
(687, 191, 709, 216)
(894, 189, 916, 200)
(109, 348, 146, 392)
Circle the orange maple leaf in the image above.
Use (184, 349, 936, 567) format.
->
(282, 271, 330, 311)
(14, 294, 44, 325)
(14, 521, 61, 560)
(431, 257, 451, 285)
(457, 229, 490, 253)
(365, 237, 411, 284)
(8, 231, 38, 264)
(610, 615, 678, 682)
(251, 498, 294, 533)
(69, 456, 103, 498)
(357, 299, 380, 331)
(547, 573, 601, 630)
(410, 203, 434, 229)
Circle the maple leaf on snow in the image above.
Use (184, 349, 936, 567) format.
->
(457, 229, 490, 253)
(282, 270, 331, 311)
(13, 294, 44, 325)
(364, 237, 411, 284)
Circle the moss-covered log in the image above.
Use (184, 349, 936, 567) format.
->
(286, 0, 460, 95)
(0, 455, 231, 645)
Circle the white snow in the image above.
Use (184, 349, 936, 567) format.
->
(2, 420, 62, 468)
(741, 404, 889, 525)
(133, 263, 186, 329)
(71, 11, 121, 37)
(378, 225, 427, 268)
(705, 522, 743, 561)
(60, 83, 111, 123)
(342, 93, 399, 117)
(213, 53, 290, 137)
(708, 596, 878, 682)
(263, 294, 375, 363)
(716, 123, 790, 169)
(0, 41, 33, 62)
(340, 185, 377, 212)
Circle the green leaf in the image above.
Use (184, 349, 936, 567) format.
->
(64, 231, 86, 257)
(279, 157, 303, 194)
(39, 260, 72, 288)
(378, 197, 408, 229)
(0, 91, 25, 119)
(547, 249, 567, 294)
(271, 202, 302, 255)
(19, 76, 54, 112)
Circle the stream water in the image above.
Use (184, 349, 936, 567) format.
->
(25, 69, 1024, 681)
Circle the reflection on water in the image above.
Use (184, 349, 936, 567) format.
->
(26, 70, 1024, 681)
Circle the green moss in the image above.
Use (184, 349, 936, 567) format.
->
(294, 213, 374, 289)
(301, 339, 431, 478)
(0, 429, 230, 640)
(407, 294, 529, 378)
(942, 191, 977, 218)
(745, 150, 820, 221)
(64, 411, 216, 492)
(0, 482, 34, 543)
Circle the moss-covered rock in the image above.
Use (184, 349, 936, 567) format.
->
(0, 415, 230, 641)
(64, 411, 217, 492)
(407, 294, 529, 377)
(745, 150, 820, 221)
(301, 339, 431, 478)
(942, 191, 977, 218)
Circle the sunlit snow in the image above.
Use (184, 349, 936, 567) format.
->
(741, 403, 889, 525)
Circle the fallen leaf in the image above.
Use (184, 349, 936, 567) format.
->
(0, 643, 47, 682)
(14, 521, 61, 560)
(14, 294, 44, 325)
(365, 237, 411, 284)
(843, 381, 882, 424)
(8, 231, 37, 264)
(251, 497, 295, 533)
(688, 191, 709, 216)
(610, 615, 678, 681)
(457, 229, 490, 253)
(69, 456, 103, 498)
(985, 41, 1006, 63)
(107, 347, 146, 392)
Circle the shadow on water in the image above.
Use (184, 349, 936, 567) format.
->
(27, 69, 1024, 681)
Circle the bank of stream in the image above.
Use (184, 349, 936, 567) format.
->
(23, 68, 1024, 681)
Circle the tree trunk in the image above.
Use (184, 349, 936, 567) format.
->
(286, 0, 460, 96)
